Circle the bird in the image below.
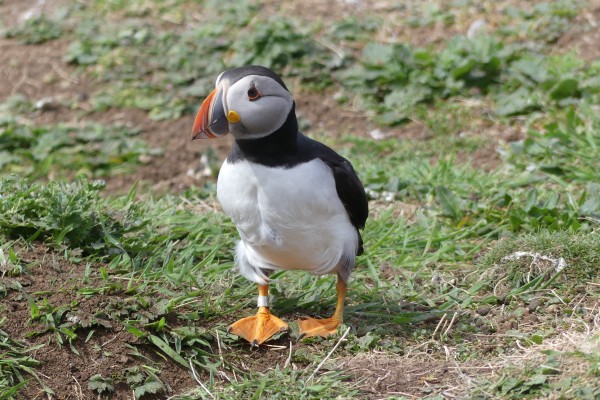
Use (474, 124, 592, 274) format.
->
(191, 66, 368, 346)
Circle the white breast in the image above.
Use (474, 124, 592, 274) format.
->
(217, 158, 358, 284)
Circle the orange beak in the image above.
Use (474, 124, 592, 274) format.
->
(191, 85, 228, 140)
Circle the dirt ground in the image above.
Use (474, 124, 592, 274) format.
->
(2, 0, 600, 399)
(0, 0, 546, 195)
(0, 240, 548, 399)
(1, 243, 199, 399)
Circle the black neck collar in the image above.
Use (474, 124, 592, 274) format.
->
(227, 103, 300, 167)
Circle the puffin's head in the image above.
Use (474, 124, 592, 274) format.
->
(191, 66, 294, 141)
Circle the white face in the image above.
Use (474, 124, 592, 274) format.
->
(223, 75, 294, 140)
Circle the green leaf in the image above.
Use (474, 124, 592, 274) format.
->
(0, 381, 27, 398)
(510, 56, 548, 83)
(435, 185, 463, 219)
(384, 84, 432, 111)
(26, 296, 40, 320)
(501, 376, 522, 393)
(530, 334, 544, 345)
(543, 192, 559, 210)
(524, 189, 538, 213)
(549, 78, 579, 100)
(362, 42, 396, 66)
(307, 384, 329, 393)
(125, 324, 146, 338)
(148, 334, 188, 369)
(496, 87, 538, 116)
(579, 184, 600, 215)
(525, 374, 547, 386)
(88, 374, 115, 394)
(126, 370, 145, 385)
(134, 379, 164, 398)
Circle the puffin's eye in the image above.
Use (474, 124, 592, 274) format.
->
(247, 85, 261, 101)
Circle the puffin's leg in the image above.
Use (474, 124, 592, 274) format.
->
(298, 274, 346, 338)
(228, 284, 288, 346)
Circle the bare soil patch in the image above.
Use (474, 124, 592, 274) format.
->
(2, 0, 597, 196)
(1, 243, 199, 399)
(341, 353, 492, 399)
(0, 37, 87, 104)
(557, 0, 600, 61)
(0, 0, 525, 196)
(0, 32, 220, 195)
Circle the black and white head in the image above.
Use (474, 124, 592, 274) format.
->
(192, 66, 294, 141)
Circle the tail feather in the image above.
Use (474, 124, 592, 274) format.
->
(235, 241, 269, 284)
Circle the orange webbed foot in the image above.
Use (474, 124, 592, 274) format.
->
(228, 308, 288, 346)
(297, 317, 342, 339)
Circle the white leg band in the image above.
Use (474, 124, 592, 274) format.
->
(257, 295, 269, 308)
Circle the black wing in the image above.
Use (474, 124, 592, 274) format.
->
(324, 156, 368, 230)
(301, 135, 369, 254)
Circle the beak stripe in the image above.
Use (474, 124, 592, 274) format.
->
(192, 88, 221, 140)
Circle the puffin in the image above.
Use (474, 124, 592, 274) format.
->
(191, 66, 368, 345)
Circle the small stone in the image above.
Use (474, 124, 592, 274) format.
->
(369, 129, 388, 140)
(527, 298, 541, 312)
(524, 314, 538, 323)
(476, 306, 491, 316)
(77, 92, 89, 102)
(34, 97, 59, 111)
(138, 154, 152, 164)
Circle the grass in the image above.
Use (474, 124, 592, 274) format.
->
(1, 0, 599, 398)
(477, 231, 600, 294)
(5, 15, 63, 44)
(0, 318, 47, 398)
(473, 318, 600, 399)
(0, 96, 156, 180)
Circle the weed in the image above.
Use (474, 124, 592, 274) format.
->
(228, 18, 342, 87)
(0, 318, 46, 399)
(214, 367, 359, 400)
(500, 1, 582, 44)
(340, 32, 599, 125)
(476, 230, 600, 299)
(25, 296, 80, 353)
(0, 246, 23, 278)
(0, 178, 119, 250)
(5, 15, 63, 44)
(125, 367, 165, 399)
(88, 367, 166, 399)
(477, 332, 600, 399)
(88, 374, 115, 396)
(0, 101, 155, 179)
(326, 15, 381, 43)
(505, 104, 600, 184)
(64, 1, 257, 119)
(407, 2, 455, 28)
